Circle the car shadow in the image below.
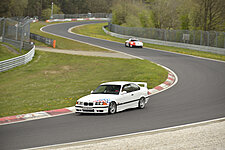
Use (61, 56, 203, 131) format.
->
(74, 107, 144, 117)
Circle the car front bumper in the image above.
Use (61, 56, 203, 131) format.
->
(75, 105, 109, 113)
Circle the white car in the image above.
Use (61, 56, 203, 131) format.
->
(125, 38, 143, 48)
(75, 81, 150, 114)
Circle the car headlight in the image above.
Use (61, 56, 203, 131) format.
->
(76, 101, 83, 105)
(95, 101, 108, 105)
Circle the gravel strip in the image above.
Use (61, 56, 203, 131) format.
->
(35, 120, 225, 150)
(36, 47, 135, 59)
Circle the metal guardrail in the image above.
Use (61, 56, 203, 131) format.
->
(103, 25, 225, 55)
(30, 33, 56, 48)
(53, 13, 111, 19)
(0, 45, 35, 72)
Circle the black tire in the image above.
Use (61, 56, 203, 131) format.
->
(138, 97, 145, 109)
(108, 102, 117, 114)
(125, 43, 128, 47)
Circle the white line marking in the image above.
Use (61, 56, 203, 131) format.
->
(26, 117, 225, 150)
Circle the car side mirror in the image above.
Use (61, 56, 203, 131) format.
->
(120, 91, 127, 95)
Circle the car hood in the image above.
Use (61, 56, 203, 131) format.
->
(78, 94, 118, 103)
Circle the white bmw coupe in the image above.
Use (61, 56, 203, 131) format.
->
(75, 81, 150, 114)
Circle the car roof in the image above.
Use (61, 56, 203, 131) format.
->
(101, 81, 133, 86)
(129, 38, 139, 41)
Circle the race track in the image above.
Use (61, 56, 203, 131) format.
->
(0, 21, 225, 150)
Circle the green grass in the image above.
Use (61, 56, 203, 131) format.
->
(30, 22, 109, 52)
(0, 43, 20, 61)
(0, 51, 167, 117)
(72, 23, 225, 61)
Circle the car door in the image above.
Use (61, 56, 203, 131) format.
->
(118, 84, 136, 111)
(130, 83, 142, 100)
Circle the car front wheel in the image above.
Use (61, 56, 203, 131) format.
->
(108, 102, 117, 114)
(138, 97, 145, 109)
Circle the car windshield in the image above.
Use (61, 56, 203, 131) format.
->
(92, 85, 121, 95)
(130, 39, 138, 41)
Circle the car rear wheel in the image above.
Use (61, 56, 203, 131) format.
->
(108, 102, 117, 114)
(139, 97, 145, 109)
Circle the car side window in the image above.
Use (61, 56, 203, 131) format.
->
(130, 83, 140, 91)
(122, 84, 133, 93)
(122, 84, 140, 93)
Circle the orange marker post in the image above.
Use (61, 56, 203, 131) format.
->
(53, 40, 56, 48)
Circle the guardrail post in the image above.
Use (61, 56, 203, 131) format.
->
(200, 31, 202, 45)
(19, 23, 24, 52)
(215, 31, 218, 47)
(224, 33, 225, 48)
(206, 31, 209, 46)
(2, 18, 6, 42)
(164, 29, 167, 41)
(192, 30, 195, 44)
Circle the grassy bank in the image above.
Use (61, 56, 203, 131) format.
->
(0, 51, 167, 117)
(0, 43, 21, 61)
(72, 23, 225, 61)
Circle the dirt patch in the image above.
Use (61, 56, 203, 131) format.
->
(44, 70, 60, 75)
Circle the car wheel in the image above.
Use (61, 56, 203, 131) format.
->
(125, 43, 128, 47)
(108, 102, 117, 114)
(129, 44, 132, 48)
(139, 97, 145, 109)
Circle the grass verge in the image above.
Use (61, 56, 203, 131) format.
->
(0, 43, 18, 61)
(0, 51, 167, 117)
(30, 21, 109, 52)
(72, 23, 225, 61)
(0, 42, 27, 61)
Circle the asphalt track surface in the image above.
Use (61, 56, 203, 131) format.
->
(1, 21, 225, 150)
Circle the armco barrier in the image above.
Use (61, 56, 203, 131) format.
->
(30, 33, 56, 48)
(46, 18, 109, 23)
(103, 25, 225, 55)
(0, 45, 35, 72)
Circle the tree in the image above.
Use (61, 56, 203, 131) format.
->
(41, 3, 62, 20)
(7, 0, 28, 17)
(150, 0, 181, 29)
(26, 0, 42, 17)
(0, 0, 10, 17)
(111, 0, 153, 27)
(190, 0, 225, 31)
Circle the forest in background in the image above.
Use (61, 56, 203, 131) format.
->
(0, 0, 224, 31)
(112, 0, 225, 31)
(0, 0, 112, 20)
